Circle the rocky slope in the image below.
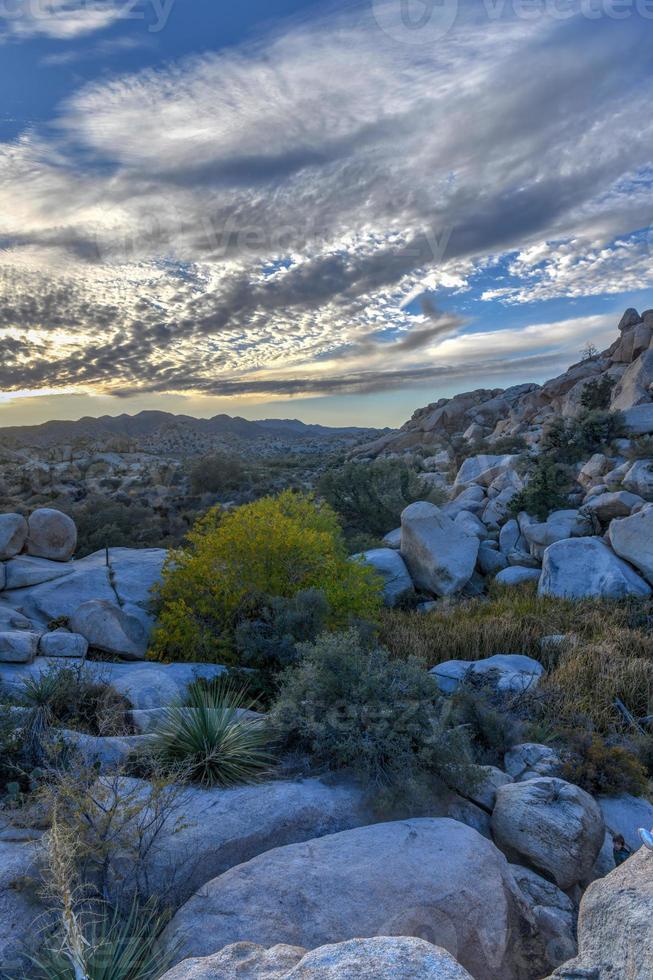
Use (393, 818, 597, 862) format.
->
(355, 308, 653, 457)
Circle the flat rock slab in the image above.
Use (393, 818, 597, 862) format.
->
(0, 658, 227, 709)
(431, 654, 544, 694)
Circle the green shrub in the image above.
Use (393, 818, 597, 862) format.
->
(561, 731, 648, 796)
(149, 491, 382, 663)
(270, 628, 477, 802)
(63, 497, 176, 557)
(188, 452, 246, 495)
(509, 455, 572, 521)
(580, 376, 616, 411)
(540, 409, 625, 463)
(318, 458, 443, 539)
(150, 677, 271, 787)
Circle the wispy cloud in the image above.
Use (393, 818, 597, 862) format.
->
(1, 4, 652, 405)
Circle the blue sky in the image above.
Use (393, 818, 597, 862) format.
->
(1, 0, 653, 428)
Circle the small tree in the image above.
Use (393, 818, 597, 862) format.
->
(149, 491, 382, 663)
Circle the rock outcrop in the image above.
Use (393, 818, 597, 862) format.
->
(161, 938, 475, 980)
(161, 818, 542, 980)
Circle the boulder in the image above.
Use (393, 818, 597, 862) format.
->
(547, 847, 653, 979)
(578, 453, 611, 488)
(499, 519, 520, 555)
(617, 307, 642, 332)
(431, 654, 544, 695)
(622, 459, 653, 499)
(382, 528, 401, 549)
(161, 937, 475, 980)
(503, 744, 562, 782)
(622, 403, 653, 435)
(494, 566, 540, 587)
(481, 487, 519, 529)
(443, 486, 486, 519)
(0, 514, 28, 561)
(0, 631, 39, 663)
(111, 777, 370, 908)
(491, 777, 604, 890)
(454, 511, 487, 540)
(477, 542, 508, 576)
(400, 502, 479, 597)
(511, 865, 576, 969)
(26, 508, 77, 562)
(522, 509, 592, 560)
(453, 455, 520, 493)
(0, 837, 44, 974)
(598, 794, 653, 852)
(4, 555, 75, 590)
(538, 537, 651, 600)
(611, 349, 653, 410)
(60, 730, 148, 768)
(353, 548, 413, 606)
(69, 600, 149, 660)
(161, 818, 541, 980)
(608, 506, 653, 584)
(449, 765, 513, 812)
(582, 490, 643, 521)
(38, 630, 89, 659)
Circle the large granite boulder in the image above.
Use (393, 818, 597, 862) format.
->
(353, 548, 413, 605)
(0, 514, 28, 561)
(38, 630, 89, 658)
(608, 506, 653, 584)
(431, 654, 544, 695)
(108, 778, 370, 908)
(611, 349, 653, 410)
(522, 510, 592, 560)
(491, 777, 604, 890)
(161, 938, 475, 980)
(400, 502, 479, 596)
(26, 508, 77, 562)
(582, 490, 643, 521)
(538, 537, 651, 599)
(622, 403, 653, 435)
(161, 819, 541, 980)
(70, 600, 148, 660)
(511, 864, 577, 969)
(547, 847, 653, 979)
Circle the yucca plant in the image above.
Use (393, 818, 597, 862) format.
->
(150, 676, 271, 787)
(25, 900, 174, 980)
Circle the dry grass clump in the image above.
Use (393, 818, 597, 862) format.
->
(544, 636, 653, 733)
(379, 584, 653, 673)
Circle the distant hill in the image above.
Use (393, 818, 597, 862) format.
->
(0, 410, 388, 456)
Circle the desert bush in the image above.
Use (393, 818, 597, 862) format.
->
(149, 490, 382, 663)
(580, 376, 616, 411)
(540, 409, 625, 462)
(150, 676, 271, 787)
(270, 628, 477, 803)
(64, 497, 175, 557)
(442, 684, 519, 763)
(188, 452, 246, 496)
(318, 458, 443, 539)
(509, 455, 574, 520)
(19, 664, 131, 737)
(560, 731, 648, 796)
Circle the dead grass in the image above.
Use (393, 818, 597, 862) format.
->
(379, 584, 653, 734)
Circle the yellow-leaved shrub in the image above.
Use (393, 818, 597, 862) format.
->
(148, 490, 382, 663)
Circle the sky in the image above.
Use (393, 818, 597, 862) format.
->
(1, 0, 653, 429)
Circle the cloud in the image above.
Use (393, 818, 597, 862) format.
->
(1, 1, 130, 40)
(1, 4, 653, 405)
